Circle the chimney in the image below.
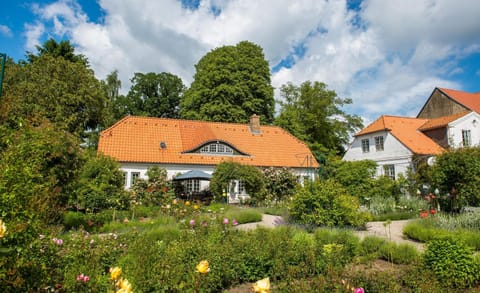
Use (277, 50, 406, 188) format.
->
(249, 114, 261, 134)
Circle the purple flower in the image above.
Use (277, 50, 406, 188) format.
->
(354, 288, 365, 293)
(232, 219, 239, 226)
(222, 218, 229, 225)
(189, 219, 196, 227)
(56, 238, 63, 245)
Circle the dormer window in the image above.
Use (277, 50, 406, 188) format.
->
(200, 143, 234, 155)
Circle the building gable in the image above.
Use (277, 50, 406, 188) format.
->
(417, 88, 470, 119)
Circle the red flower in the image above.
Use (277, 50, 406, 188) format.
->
(420, 211, 429, 218)
(430, 209, 436, 215)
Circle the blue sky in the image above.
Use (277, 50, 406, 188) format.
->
(1, 0, 480, 123)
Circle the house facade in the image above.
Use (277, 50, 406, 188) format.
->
(343, 88, 480, 179)
(98, 115, 319, 202)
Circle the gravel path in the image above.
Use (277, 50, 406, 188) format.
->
(236, 215, 424, 251)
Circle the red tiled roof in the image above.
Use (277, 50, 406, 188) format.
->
(419, 111, 470, 131)
(440, 88, 480, 113)
(98, 116, 319, 168)
(356, 115, 444, 155)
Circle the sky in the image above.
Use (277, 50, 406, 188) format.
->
(1, 0, 480, 124)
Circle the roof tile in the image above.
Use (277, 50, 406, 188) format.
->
(98, 116, 319, 168)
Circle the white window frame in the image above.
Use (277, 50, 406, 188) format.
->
(462, 129, 471, 147)
(383, 165, 395, 180)
(361, 138, 370, 153)
(122, 172, 128, 187)
(185, 179, 200, 193)
(375, 136, 384, 151)
(131, 172, 140, 186)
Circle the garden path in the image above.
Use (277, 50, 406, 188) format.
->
(236, 215, 425, 251)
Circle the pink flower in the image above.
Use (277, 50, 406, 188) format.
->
(201, 221, 208, 227)
(354, 287, 365, 293)
(223, 218, 229, 225)
(189, 219, 196, 227)
(76, 274, 90, 282)
(56, 238, 63, 245)
(232, 219, 239, 226)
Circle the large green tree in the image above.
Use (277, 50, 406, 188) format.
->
(111, 72, 185, 119)
(1, 42, 107, 139)
(275, 81, 363, 155)
(181, 41, 274, 123)
(26, 38, 88, 65)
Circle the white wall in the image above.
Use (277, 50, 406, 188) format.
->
(343, 131, 414, 178)
(447, 112, 480, 148)
(120, 162, 314, 189)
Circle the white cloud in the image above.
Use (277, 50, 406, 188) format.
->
(23, 0, 480, 122)
(24, 22, 45, 52)
(0, 25, 12, 37)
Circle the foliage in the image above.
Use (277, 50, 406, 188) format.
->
(377, 242, 419, 265)
(424, 236, 480, 288)
(130, 166, 172, 207)
(262, 167, 298, 202)
(74, 152, 129, 212)
(113, 72, 185, 120)
(181, 41, 274, 123)
(2, 53, 107, 140)
(224, 209, 262, 224)
(210, 161, 265, 203)
(274, 81, 363, 155)
(430, 147, 480, 211)
(289, 180, 371, 228)
(0, 124, 82, 224)
(403, 218, 480, 250)
(26, 38, 88, 65)
(327, 159, 377, 202)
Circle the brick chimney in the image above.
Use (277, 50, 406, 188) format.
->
(249, 114, 261, 134)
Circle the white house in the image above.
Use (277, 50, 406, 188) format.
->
(98, 115, 318, 202)
(343, 87, 480, 179)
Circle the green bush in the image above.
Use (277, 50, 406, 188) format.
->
(359, 236, 387, 256)
(63, 211, 87, 230)
(210, 162, 265, 203)
(424, 236, 480, 288)
(403, 219, 480, 250)
(378, 242, 419, 265)
(224, 209, 262, 224)
(371, 211, 417, 221)
(262, 167, 298, 202)
(289, 179, 371, 228)
(74, 153, 129, 212)
(430, 147, 480, 211)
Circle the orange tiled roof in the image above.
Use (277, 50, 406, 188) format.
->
(440, 88, 480, 113)
(98, 116, 319, 168)
(356, 115, 444, 155)
(419, 111, 470, 131)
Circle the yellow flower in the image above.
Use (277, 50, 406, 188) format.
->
(185, 201, 191, 206)
(110, 267, 122, 281)
(173, 199, 178, 205)
(253, 277, 270, 293)
(193, 204, 199, 210)
(195, 260, 210, 274)
(0, 219, 6, 238)
(117, 278, 133, 293)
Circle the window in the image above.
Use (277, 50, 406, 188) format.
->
(185, 179, 200, 193)
(238, 180, 246, 194)
(383, 165, 395, 180)
(361, 139, 370, 153)
(462, 130, 471, 147)
(375, 136, 384, 151)
(200, 143, 233, 154)
(131, 172, 140, 185)
(122, 172, 128, 187)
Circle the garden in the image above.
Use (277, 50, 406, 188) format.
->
(1, 148, 480, 292)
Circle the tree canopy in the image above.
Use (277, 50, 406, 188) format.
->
(26, 38, 88, 65)
(275, 81, 363, 156)
(1, 40, 107, 139)
(180, 41, 274, 123)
